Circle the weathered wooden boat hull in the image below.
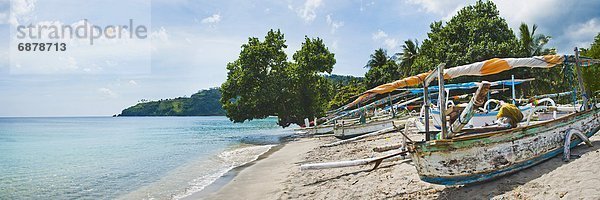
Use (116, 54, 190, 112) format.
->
(311, 125, 334, 134)
(334, 117, 406, 139)
(410, 108, 600, 185)
(296, 125, 334, 135)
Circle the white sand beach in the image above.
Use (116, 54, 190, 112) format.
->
(193, 131, 600, 200)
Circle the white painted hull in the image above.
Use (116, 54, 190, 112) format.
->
(295, 125, 334, 135)
(334, 117, 401, 139)
(410, 108, 600, 185)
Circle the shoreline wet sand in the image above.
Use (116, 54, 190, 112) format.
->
(186, 137, 320, 200)
(189, 131, 600, 200)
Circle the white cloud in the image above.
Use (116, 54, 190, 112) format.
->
(494, 0, 566, 29)
(0, 12, 8, 24)
(98, 87, 117, 98)
(331, 39, 339, 50)
(128, 80, 138, 85)
(9, 0, 37, 26)
(384, 38, 399, 50)
(372, 29, 388, 40)
(406, 0, 570, 29)
(201, 14, 221, 24)
(406, 0, 465, 15)
(565, 18, 600, 48)
(60, 56, 78, 70)
(372, 29, 401, 50)
(326, 14, 344, 34)
(359, 0, 375, 12)
(151, 26, 169, 41)
(296, 0, 323, 23)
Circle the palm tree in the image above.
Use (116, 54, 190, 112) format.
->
(365, 48, 389, 69)
(518, 23, 551, 56)
(396, 39, 419, 77)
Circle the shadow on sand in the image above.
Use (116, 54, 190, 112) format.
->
(303, 159, 411, 187)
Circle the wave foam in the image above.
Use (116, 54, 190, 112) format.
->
(172, 145, 274, 199)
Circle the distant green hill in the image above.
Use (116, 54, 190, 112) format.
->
(119, 88, 226, 116)
(118, 74, 362, 117)
(324, 74, 364, 86)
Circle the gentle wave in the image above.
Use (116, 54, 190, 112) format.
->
(172, 144, 275, 199)
(119, 144, 275, 200)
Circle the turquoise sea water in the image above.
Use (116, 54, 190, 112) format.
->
(0, 116, 291, 199)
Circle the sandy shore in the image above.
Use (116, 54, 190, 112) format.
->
(188, 137, 320, 200)
(193, 131, 600, 200)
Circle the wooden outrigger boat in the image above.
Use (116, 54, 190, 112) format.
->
(334, 115, 410, 139)
(408, 51, 600, 185)
(295, 124, 335, 135)
(302, 50, 600, 185)
(298, 92, 415, 136)
(411, 108, 599, 185)
(333, 97, 419, 139)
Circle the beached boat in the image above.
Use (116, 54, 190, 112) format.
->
(334, 115, 410, 139)
(333, 96, 421, 139)
(406, 53, 600, 185)
(410, 108, 599, 185)
(302, 52, 600, 185)
(296, 124, 335, 135)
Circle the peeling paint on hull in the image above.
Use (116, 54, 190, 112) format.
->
(410, 108, 600, 185)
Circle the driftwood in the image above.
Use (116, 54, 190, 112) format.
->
(300, 150, 409, 170)
(373, 144, 403, 152)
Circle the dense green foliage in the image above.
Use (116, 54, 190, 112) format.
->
(325, 74, 363, 86)
(120, 88, 225, 116)
(220, 30, 336, 127)
(581, 33, 600, 96)
(399, 39, 420, 77)
(328, 80, 366, 109)
(518, 23, 551, 57)
(362, 0, 569, 99)
(414, 0, 518, 72)
(364, 48, 401, 88)
(363, 40, 420, 89)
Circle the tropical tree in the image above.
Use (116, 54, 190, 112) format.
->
(221, 29, 288, 124)
(220, 30, 336, 127)
(514, 23, 566, 97)
(397, 39, 419, 77)
(328, 80, 366, 109)
(518, 23, 551, 57)
(284, 36, 336, 127)
(580, 33, 600, 96)
(414, 0, 519, 73)
(365, 48, 389, 69)
(364, 48, 400, 88)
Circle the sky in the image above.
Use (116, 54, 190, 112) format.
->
(0, 0, 599, 117)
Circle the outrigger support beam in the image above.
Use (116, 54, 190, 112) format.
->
(563, 128, 593, 162)
(423, 63, 446, 140)
(574, 47, 589, 110)
(448, 81, 491, 138)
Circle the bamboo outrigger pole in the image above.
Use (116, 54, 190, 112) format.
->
(422, 63, 445, 140)
(438, 63, 448, 139)
(300, 149, 409, 170)
(448, 82, 491, 137)
(574, 47, 589, 110)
